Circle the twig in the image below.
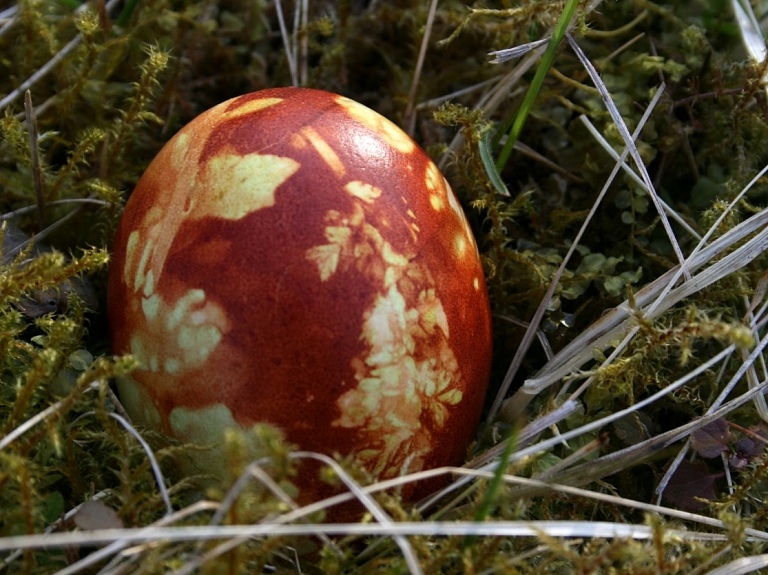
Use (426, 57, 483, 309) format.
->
(0, 0, 122, 112)
(274, 0, 297, 87)
(106, 412, 173, 516)
(415, 76, 501, 110)
(404, 0, 439, 136)
(0, 4, 18, 39)
(706, 555, 768, 575)
(578, 114, 701, 241)
(300, 0, 308, 86)
(566, 33, 689, 277)
(0, 39, 79, 112)
(0, 520, 746, 553)
(24, 91, 45, 229)
(0, 384, 98, 452)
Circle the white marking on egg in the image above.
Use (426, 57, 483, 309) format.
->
(299, 126, 346, 178)
(345, 181, 383, 203)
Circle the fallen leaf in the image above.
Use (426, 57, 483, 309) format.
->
(663, 459, 724, 511)
(74, 501, 123, 530)
(691, 418, 733, 458)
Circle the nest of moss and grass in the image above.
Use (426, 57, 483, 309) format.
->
(4, 0, 768, 572)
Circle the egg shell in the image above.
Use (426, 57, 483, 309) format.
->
(108, 87, 492, 507)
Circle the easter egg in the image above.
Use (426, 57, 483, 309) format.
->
(107, 87, 492, 507)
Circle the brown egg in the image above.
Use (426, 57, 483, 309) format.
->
(108, 87, 492, 508)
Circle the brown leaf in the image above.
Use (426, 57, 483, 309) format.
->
(663, 459, 723, 511)
(690, 418, 733, 458)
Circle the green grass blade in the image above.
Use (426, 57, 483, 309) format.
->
(496, 0, 581, 172)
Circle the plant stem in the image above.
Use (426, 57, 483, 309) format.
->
(495, 0, 581, 171)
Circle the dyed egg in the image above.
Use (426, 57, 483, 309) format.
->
(108, 87, 492, 505)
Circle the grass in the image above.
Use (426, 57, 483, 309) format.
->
(3, 0, 768, 572)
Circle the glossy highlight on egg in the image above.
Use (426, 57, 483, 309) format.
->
(108, 87, 492, 506)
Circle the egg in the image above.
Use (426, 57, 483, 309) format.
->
(107, 87, 492, 508)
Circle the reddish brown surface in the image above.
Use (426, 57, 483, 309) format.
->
(108, 87, 492, 509)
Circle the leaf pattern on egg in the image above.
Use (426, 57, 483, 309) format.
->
(307, 188, 463, 479)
